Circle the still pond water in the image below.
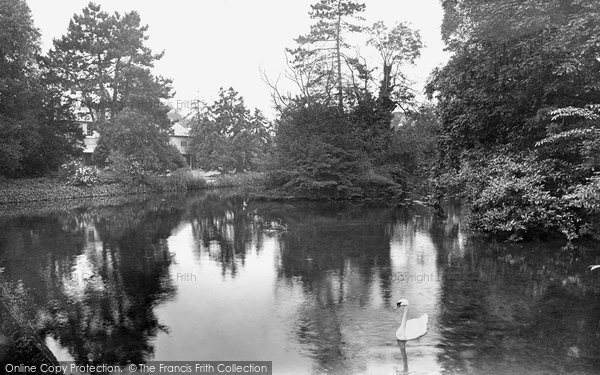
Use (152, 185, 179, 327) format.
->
(0, 191, 599, 374)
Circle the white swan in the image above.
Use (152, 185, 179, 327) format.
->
(394, 298, 428, 342)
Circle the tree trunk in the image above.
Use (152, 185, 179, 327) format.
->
(336, 0, 343, 112)
(380, 63, 393, 100)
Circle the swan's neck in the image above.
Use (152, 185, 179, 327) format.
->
(400, 306, 408, 329)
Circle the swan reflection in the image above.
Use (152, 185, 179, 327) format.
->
(396, 340, 409, 373)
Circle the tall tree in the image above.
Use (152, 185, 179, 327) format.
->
(288, 0, 365, 111)
(367, 21, 422, 111)
(0, 0, 82, 177)
(359, 21, 422, 158)
(189, 88, 272, 173)
(48, 2, 176, 170)
(48, 2, 172, 125)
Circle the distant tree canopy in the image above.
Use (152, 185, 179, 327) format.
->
(428, 0, 600, 240)
(285, 0, 421, 114)
(0, 0, 82, 177)
(48, 2, 176, 171)
(189, 88, 272, 173)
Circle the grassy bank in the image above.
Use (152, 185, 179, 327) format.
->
(0, 169, 405, 207)
(0, 172, 206, 205)
(207, 171, 265, 188)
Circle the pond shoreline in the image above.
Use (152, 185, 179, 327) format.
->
(0, 176, 414, 210)
(1, 178, 595, 246)
(0, 176, 206, 206)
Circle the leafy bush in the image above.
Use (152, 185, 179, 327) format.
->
(165, 143, 188, 169)
(57, 160, 83, 180)
(435, 152, 587, 241)
(268, 98, 409, 200)
(432, 102, 600, 241)
(94, 108, 180, 173)
(58, 159, 100, 186)
(67, 164, 100, 186)
(355, 169, 404, 199)
(144, 169, 207, 191)
(263, 170, 298, 188)
(100, 152, 146, 185)
(565, 173, 600, 212)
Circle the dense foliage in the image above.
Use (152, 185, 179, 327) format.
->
(271, 100, 370, 198)
(1, 1, 178, 178)
(387, 106, 440, 191)
(49, 2, 175, 173)
(4, 0, 600, 247)
(93, 108, 185, 171)
(428, 0, 600, 240)
(189, 88, 272, 173)
(0, 0, 82, 177)
(263, 0, 422, 199)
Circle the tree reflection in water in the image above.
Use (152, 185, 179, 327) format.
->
(188, 195, 264, 277)
(186, 199, 400, 373)
(0, 197, 186, 364)
(270, 202, 397, 374)
(1, 193, 599, 373)
(431, 211, 600, 374)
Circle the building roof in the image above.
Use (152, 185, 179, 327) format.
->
(171, 122, 190, 137)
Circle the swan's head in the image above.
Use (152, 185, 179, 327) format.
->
(394, 298, 409, 310)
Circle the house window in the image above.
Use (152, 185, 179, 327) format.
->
(86, 125, 94, 137)
(181, 141, 188, 147)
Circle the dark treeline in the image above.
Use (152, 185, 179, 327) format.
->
(0, 0, 82, 177)
(427, 0, 600, 241)
(2, 0, 599, 241)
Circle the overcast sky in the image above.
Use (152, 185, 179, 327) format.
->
(28, 0, 449, 119)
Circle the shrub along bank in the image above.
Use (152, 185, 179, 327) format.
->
(208, 170, 404, 202)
